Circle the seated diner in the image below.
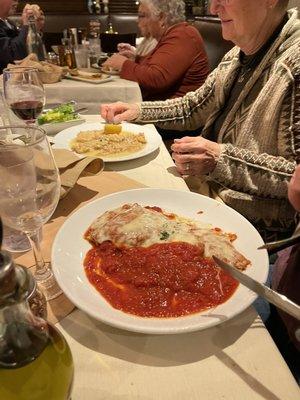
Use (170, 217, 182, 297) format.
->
(0, 1, 45, 73)
(103, 0, 209, 101)
(101, 0, 299, 242)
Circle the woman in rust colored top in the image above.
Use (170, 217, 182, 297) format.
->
(103, 0, 209, 101)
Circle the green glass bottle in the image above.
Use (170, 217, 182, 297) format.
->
(0, 250, 74, 400)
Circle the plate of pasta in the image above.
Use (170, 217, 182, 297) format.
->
(52, 122, 162, 162)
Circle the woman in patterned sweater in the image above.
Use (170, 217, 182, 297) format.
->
(101, 0, 299, 241)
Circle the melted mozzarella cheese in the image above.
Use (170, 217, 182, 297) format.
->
(85, 203, 250, 270)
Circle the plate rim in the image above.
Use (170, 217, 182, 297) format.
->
(39, 116, 85, 127)
(52, 121, 162, 162)
(51, 188, 269, 335)
(64, 73, 113, 84)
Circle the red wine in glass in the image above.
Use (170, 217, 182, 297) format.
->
(10, 100, 43, 122)
(3, 67, 45, 124)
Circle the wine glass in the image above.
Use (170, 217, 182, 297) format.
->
(0, 125, 62, 300)
(3, 67, 45, 125)
(0, 90, 33, 252)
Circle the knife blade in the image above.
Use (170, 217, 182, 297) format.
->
(213, 256, 300, 321)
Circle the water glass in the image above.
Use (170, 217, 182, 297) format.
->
(0, 90, 11, 126)
(74, 45, 89, 68)
(0, 125, 62, 300)
(2, 225, 31, 253)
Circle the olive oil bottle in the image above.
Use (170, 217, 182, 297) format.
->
(0, 250, 74, 399)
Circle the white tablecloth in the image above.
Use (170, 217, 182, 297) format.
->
(44, 76, 142, 113)
(55, 115, 300, 400)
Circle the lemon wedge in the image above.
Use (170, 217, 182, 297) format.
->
(104, 124, 122, 135)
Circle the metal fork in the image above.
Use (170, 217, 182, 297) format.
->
(258, 233, 300, 252)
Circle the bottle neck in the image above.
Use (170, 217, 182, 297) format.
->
(0, 301, 48, 369)
(28, 18, 38, 33)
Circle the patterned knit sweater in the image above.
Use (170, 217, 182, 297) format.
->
(137, 9, 300, 237)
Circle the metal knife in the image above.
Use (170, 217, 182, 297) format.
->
(213, 256, 300, 321)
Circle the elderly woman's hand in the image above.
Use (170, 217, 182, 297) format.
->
(100, 102, 140, 123)
(171, 136, 220, 176)
(117, 43, 136, 60)
(36, 11, 45, 32)
(102, 54, 128, 72)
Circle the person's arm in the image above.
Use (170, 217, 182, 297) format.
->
(288, 164, 300, 211)
(120, 27, 208, 95)
(117, 42, 136, 59)
(209, 143, 295, 199)
(207, 88, 298, 199)
(135, 69, 217, 131)
(0, 25, 28, 64)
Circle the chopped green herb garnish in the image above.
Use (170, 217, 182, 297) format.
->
(160, 231, 170, 240)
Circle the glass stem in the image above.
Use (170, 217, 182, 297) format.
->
(27, 231, 50, 280)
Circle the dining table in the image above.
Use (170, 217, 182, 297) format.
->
(44, 75, 142, 113)
(15, 115, 300, 400)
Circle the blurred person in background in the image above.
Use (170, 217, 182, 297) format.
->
(117, 37, 157, 61)
(101, 0, 299, 242)
(0, 1, 45, 73)
(116, 10, 158, 61)
(103, 0, 209, 101)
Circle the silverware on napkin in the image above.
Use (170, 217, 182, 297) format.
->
(213, 256, 300, 321)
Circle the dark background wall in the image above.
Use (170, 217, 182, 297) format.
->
(17, 0, 90, 14)
(289, 0, 300, 7)
(16, 1, 298, 17)
(16, 0, 195, 15)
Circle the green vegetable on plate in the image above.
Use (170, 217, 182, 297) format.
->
(38, 103, 80, 125)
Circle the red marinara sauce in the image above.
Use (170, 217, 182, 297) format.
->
(84, 241, 239, 318)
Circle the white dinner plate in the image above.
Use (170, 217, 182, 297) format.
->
(100, 67, 119, 76)
(64, 74, 113, 84)
(52, 188, 269, 335)
(52, 122, 162, 162)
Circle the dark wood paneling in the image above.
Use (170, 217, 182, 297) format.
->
(109, 0, 138, 13)
(17, 0, 89, 14)
(16, 1, 196, 15)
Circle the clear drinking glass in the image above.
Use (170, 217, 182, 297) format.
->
(0, 125, 62, 300)
(3, 67, 45, 125)
(2, 225, 32, 253)
(0, 89, 11, 126)
(74, 45, 89, 68)
(0, 93, 32, 252)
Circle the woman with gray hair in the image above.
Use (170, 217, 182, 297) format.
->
(103, 0, 209, 101)
(102, 0, 299, 242)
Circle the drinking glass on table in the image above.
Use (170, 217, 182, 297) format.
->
(0, 92, 32, 252)
(3, 67, 45, 124)
(74, 44, 89, 68)
(0, 125, 62, 300)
